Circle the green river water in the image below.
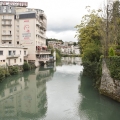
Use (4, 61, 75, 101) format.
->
(0, 57, 120, 120)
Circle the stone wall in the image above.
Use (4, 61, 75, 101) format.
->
(99, 60, 120, 102)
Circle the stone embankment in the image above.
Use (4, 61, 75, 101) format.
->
(99, 60, 120, 102)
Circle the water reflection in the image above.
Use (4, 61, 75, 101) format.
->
(79, 74, 120, 120)
(0, 64, 55, 120)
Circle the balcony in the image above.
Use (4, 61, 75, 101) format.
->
(36, 22, 41, 27)
(7, 54, 20, 58)
(2, 37, 12, 41)
(36, 50, 51, 55)
(36, 33, 46, 39)
(2, 18, 12, 21)
(2, 23, 12, 26)
(2, 33, 12, 36)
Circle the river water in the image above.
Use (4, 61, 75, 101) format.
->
(0, 57, 120, 120)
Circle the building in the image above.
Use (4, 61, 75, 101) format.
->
(0, 1, 51, 67)
(0, 45, 28, 67)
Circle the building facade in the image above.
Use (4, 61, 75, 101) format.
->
(0, 1, 51, 67)
(0, 45, 28, 67)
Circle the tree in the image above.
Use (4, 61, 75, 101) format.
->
(75, 8, 102, 55)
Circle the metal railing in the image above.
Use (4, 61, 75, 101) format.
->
(7, 54, 20, 58)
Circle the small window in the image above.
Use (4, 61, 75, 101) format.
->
(8, 51, 11, 55)
(9, 42, 11, 44)
(14, 59, 16, 63)
(0, 51, 3, 55)
(20, 58, 22, 62)
(24, 51, 26, 55)
(3, 60, 5, 62)
(17, 41, 19, 44)
(20, 51, 21, 54)
(13, 51, 16, 55)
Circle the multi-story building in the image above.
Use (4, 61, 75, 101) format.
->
(0, 1, 51, 67)
(0, 45, 28, 67)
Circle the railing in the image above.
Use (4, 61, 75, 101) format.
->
(2, 18, 12, 21)
(2, 23, 12, 26)
(2, 33, 12, 36)
(7, 54, 20, 58)
(37, 57, 50, 61)
(2, 38, 12, 41)
(36, 50, 51, 54)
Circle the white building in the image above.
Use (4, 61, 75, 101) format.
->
(0, 1, 51, 67)
(0, 45, 28, 67)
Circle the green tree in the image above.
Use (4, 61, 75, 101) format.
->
(108, 47, 115, 56)
(23, 62, 30, 71)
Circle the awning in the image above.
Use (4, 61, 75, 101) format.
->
(42, 46, 47, 48)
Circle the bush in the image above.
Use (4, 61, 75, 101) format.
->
(82, 43, 102, 80)
(8, 66, 19, 75)
(82, 43, 102, 62)
(109, 47, 115, 56)
(0, 68, 5, 81)
(23, 62, 30, 71)
(107, 56, 120, 80)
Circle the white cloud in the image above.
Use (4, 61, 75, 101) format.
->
(46, 30, 78, 42)
(7, 0, 105, 41)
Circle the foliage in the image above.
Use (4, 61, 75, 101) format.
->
(75, 9, 102, 55)
(0, 68, 5, 81)
(23, 62, 30, 71)
(56, 49, 61, 60)
(107, 56, 120, 80)
(82, 43, 102, 79)
(75, 8, 102, 80)
(82, 43, 102, 62)
(8, 66, 19, 75)
(108, 47, 115, 56)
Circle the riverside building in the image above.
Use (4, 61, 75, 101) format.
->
(0, 1, 51, 67)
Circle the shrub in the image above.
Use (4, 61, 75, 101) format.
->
(8, 66, 19, 75)
(0, 68, 5, 81)
(23, 62, 30, 71)
(109, 47, 115, 56)
(107, 56, 120, 80)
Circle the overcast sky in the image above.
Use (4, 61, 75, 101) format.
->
(9, 0, 106, 41)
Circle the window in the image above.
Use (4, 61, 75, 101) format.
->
(17, 41, 19, 44)
(9, 42, 11, 44)
(20, 51, 21, 54)
(24, 51, 26, 55)
(3, 6, 6, 13)
(14, 59, 16, 63)
(20, 58, 22, 62)
(3, 60, 5, 62)
(13, 51, 16, 55)
(0, 51, 3, 55)
(10, 31, 11, 34)
(8, 51, 12, 55)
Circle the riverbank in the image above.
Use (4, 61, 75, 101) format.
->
(99, 60, 120, 102)
(0, 62, 36, 81)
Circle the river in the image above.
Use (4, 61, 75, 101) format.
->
(0, 57, 120, 120)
